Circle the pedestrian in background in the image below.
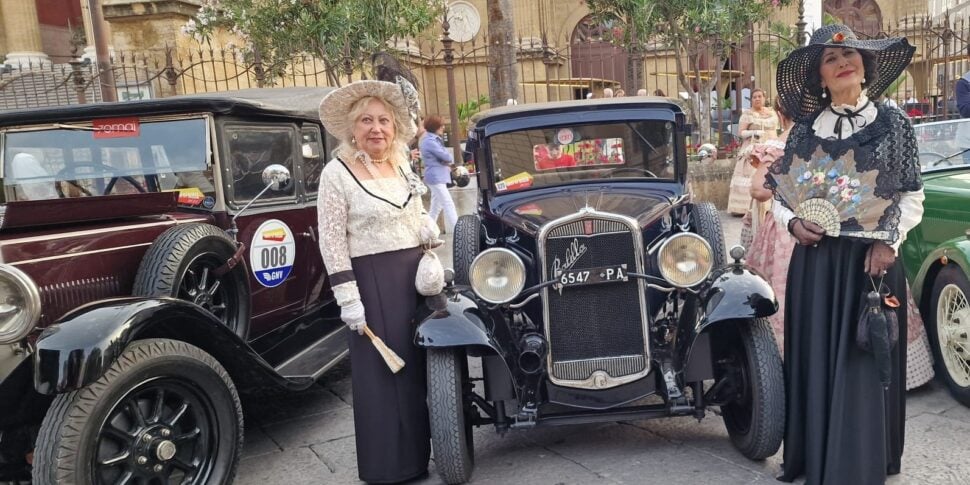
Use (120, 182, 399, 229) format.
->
(955, 43, 970, 164)
(728, 88, 779, 215)
(317, 79, 440, 483)
(770, 24, 921, 484)
(420, 115, 459, 234)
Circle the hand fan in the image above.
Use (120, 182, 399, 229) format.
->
(772, 146, 894, 241)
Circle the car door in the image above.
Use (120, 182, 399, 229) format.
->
(297, 123, 334, 310)
(221, 121, 311, 338)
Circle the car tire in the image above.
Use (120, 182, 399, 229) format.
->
(693, 202, 726, 266)
(33, 338, 243, 485)
(928, 265, 970, 406)
(453, 215, 481, 286)
(427, 348, 474, 484)
(718, 318, 784, 460)
(133, 223, 250, 339)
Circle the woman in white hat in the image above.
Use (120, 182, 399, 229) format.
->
(767, 24, 922, 484)
(317, 78, 439, 483)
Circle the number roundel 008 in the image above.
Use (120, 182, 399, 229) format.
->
(249, 219, 296, 288)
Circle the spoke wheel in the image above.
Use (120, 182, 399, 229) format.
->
(937, 284, 970, 387)
(94, 379, 215, 484)
(134, 223, 250, 339)
(714, 319, 784, 460)
(178, 252, 234, 323)
(33, 339, 243, 485)
(929, 265, 970, 406)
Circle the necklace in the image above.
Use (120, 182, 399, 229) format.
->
(371, 156, 389, 164)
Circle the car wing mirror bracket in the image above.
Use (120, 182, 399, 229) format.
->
(227, 164, 292, 242)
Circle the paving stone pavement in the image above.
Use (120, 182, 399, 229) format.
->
(236, 189, 970, 484)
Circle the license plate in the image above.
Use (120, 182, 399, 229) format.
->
(556, 264, 629, 289)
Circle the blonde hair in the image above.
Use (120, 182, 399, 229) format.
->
(334, 95, 412, 165)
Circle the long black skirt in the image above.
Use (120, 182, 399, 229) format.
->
(778, 237, 906, 484)
(349, 246, 430, 483)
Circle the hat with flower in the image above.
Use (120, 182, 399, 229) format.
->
(776, 24, 915, 121)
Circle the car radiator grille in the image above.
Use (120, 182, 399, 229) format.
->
(543, 218, 648, 387)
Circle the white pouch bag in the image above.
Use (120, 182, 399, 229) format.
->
(415, 248, 445, 296)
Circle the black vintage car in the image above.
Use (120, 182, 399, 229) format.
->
(0, 88, 347, 484)
(416, 98, 784, 484)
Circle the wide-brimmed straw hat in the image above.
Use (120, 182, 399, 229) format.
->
(777, 24, 915, 121)
(318, 79, 419, 142)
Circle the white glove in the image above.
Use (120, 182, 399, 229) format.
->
(340, 300, 366, 335)
(740, 129, 764, 139)
(418, 214, 442, 247)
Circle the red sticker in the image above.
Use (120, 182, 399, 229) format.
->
(93, 117, 140, 139)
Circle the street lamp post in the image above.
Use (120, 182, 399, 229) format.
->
(796, 0, 808, 46)
(442, 14, 463, 164)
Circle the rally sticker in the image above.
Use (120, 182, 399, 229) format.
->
(250, 219, 296, 288)
(556, 128, 575, 145)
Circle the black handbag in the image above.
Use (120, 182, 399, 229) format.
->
(856, 276, 900, 389)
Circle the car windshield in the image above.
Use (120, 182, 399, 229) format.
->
(914, 119, 970, 171)
(486, 120, 676, 193)
(1, 117, 215, 208)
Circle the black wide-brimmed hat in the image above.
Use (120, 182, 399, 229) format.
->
(777, 24, 915, 121)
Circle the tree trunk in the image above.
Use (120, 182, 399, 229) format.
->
(486, 0, 518, 106)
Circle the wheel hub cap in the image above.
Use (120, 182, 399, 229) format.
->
(154, 440, 177, 461)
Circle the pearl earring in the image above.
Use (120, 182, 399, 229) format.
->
(822, 90, 827, 99)
(862, 77, 867, 84)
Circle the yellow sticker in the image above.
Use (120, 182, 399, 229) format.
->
(496, 171, 534, 192)
(167, 187, 205, 206)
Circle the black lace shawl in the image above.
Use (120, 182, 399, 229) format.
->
(765, 103, 922, 245)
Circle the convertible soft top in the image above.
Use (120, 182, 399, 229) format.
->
(0, 87, 333, 126)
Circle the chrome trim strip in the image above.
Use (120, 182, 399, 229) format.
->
(10, 243, 154, 266)
(0, 218, 206, 247)
(538, 207, 652, 390)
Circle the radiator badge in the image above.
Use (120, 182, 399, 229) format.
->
(552, 238, 588, 295)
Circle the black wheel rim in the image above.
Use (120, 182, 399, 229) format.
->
(179, 252, 240, 332)
(93, 378, 219, 485)
(721, 340, 753, 435)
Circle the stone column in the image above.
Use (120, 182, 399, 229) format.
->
(1, 0, 50, 66)
(80, 0, 98, 60)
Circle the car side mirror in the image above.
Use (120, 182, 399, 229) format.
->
(228, 164, 292, 242)
(261, 164, 291, 191)
(301, 143, 319, 159)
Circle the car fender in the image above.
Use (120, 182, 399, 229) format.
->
(696, 265, 777, 333)
(910, 238, 970, 308)
(34, 297, 314, 395)
(415, 293, 518, 395)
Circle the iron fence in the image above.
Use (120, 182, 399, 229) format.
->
(3, 13, 970, 151)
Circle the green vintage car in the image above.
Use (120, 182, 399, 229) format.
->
(904, 118, 970, 406)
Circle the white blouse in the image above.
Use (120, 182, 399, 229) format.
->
(773, 95, 925, 254)
(317, 159, 426, 305)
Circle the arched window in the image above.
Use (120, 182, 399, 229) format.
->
(569, 15, 628, 87)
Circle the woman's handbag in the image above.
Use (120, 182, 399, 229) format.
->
(856, 276, 900, 389)
(415, 247, 445, 296)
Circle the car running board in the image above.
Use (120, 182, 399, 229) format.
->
(275, 328, 349, 380)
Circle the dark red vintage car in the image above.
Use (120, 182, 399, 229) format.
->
(0, 87, 347, 484)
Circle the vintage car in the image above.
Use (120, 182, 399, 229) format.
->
(902, 118, 970, 407)
(0, 87, 348, 483)
(415, 98, 784, 484)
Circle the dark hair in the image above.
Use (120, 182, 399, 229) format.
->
(423, 115, 444, 133)
(751, 87, 766, 96)
(804, 48, 879, 101)
(773, 96, 792, 121)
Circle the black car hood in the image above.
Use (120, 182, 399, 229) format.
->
(493, 186, 678, 235)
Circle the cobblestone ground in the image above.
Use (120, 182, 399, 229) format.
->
(237, 187, 970, 484)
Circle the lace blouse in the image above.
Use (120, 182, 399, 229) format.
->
(770, 97, 924, 253)
(317, 158, 426, 305)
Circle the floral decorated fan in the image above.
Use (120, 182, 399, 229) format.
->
(772, 147, 893, 242)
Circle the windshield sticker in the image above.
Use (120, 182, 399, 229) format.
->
(170, 187, 205, 206)
(93, 117, 141, 139)
(250, 219, 296, 288)
(556, 128, 575, 145)
(534, 138, 625, 171)
(495, 172, 534, 192)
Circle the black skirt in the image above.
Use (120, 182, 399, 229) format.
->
(778, 237, 906, 485)
(349, 246, 430, 483)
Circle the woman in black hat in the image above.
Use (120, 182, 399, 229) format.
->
(766, 25, 922, 484)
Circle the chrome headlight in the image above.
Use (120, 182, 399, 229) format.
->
(469, 248, 526, 304)
(0, 265, 41, 343)
(657, 233, 714, 287)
